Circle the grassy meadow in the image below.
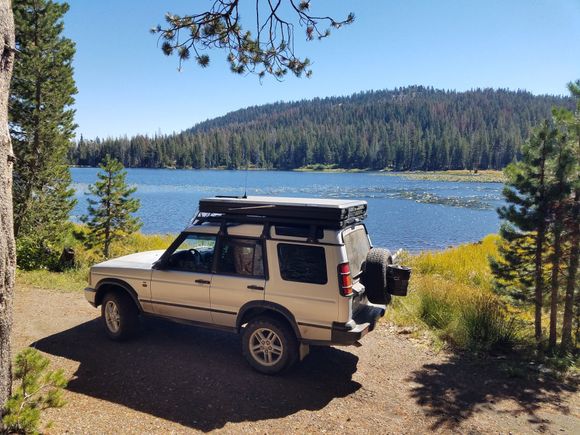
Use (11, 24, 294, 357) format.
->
(387, 235, 532, 353)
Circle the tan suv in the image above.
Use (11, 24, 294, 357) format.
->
(84, 196, 410, 374)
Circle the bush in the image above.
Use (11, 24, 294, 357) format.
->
(16, 225, 175, 292)
(387, 238, 524, 355)
(418, 290, 455, 330)
(455, 295, 520, 353)
(16, 236, 61, 271)
(2, 348, 68, 434)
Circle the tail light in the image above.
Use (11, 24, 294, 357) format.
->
(338, 262, 353, 297)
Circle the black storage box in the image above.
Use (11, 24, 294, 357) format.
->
(386, 265, 411, 296)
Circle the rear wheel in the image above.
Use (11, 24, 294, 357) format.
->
(101, 291, 139, 341)
(242, 317, 298, 374)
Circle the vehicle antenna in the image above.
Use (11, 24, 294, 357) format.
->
(243, 150, 249, 199)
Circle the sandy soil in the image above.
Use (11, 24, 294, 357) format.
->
(12, 285, 579, 434)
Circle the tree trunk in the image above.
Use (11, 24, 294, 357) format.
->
(0, 0, 15, 410)
(104, 171, 111, 258)
(548, 211, 563, 350)
(534, 132, 551, 348)
(534, 226, 546, 345)
(561, 191, 579, 351)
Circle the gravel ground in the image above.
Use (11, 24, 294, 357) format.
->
(12, 286, 580, 434)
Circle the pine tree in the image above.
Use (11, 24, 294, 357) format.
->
(2, 348, 67, 434)
(493, 83, 580, 353)
(557, 80, 580, 352)
(490, 226, 535, 304)
(495, 121, 558, 346)
(546, 129, 575, 350)
(10, 0, 77, 268)
(82, 156, 142, 259)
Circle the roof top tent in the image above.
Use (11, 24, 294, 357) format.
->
(194, 195, 367, 230)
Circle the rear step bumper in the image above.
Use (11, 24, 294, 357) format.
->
(330, 303, 386, 345)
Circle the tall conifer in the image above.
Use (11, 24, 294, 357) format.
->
(82, 157, 142, 259)
(496, 121, 557, 346)
(557, 81, 580, 351)
(493, 81, 580, 352)
(546, 130, 575, 350)
(9, 0, 77, 267)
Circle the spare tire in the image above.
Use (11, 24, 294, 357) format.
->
(362, 248, 392, 304)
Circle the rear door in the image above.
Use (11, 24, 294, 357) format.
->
(266, 241, 338, 341)
(342, 224, 371, 281)
(342, 224, 372, 312)
(210, 236, 266, 327)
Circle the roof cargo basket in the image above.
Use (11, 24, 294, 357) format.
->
(194, 196, 367, 229)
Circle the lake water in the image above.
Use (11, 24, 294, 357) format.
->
(70, 168, 504, 252)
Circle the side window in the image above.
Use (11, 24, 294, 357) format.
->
(277, 244, 328, 284)
(165, 234, 216, 273)
(217, 238, 265, 278)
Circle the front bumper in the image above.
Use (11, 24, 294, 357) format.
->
(84, 287, 97, 307)
(331, 303, 386, 345)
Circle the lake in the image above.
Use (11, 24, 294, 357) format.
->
(70, 168, 504, 252)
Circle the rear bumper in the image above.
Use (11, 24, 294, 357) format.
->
(84, 287, 97, 307)
(330, 303, 386, 345)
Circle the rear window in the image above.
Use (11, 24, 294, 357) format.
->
(277, 244, 327, 284)
(343, 226, 371, 277)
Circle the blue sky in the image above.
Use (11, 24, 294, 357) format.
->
(63, 0, 580, 139)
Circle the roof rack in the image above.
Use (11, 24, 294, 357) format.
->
(194, 196, 367, 230)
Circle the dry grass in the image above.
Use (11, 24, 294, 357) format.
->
(388, 235, 526, 352)
(410, 235, 498, 289)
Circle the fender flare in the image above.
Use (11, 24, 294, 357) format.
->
(236, 301, 301, 339)
(95, 278, 143, 312)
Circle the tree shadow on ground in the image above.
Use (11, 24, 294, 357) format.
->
(408, 352, 578, 432)
(33, 317, 361, 432)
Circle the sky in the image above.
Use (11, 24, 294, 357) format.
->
(62, 0, 580, 139)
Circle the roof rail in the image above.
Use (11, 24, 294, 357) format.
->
(192, 211, 366, 230)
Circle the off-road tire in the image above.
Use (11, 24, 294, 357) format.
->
(101, 291, 140, 341)
(242, 317, 298, 375)
(362, 248, 393, 305)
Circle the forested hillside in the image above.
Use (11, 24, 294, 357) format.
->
(69, 87, 572, 170)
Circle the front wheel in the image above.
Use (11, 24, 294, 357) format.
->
(242, 317, 298, 374)
(101, 292, 139, 341)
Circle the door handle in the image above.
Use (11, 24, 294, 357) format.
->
(195, 279, 211, 285)
(247, 285, 264, 291)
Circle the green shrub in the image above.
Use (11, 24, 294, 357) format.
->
(455, 295, 520, 353)
(2, 348, 68, 434)
(418, 290, 455, 330)
(16, 236, 61, 271)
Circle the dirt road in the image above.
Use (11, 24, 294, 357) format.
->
(12, 286, 579, 434)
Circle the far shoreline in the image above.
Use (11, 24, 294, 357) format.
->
(70, 165, 506, 183)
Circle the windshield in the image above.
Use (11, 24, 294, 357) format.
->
(343, 226, 371, 277)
